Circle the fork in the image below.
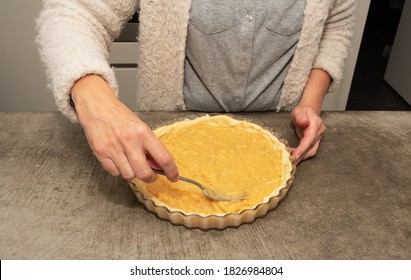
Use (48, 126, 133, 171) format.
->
(153, 169, 247, 201)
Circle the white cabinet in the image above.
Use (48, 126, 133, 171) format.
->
(384, 0, 411, 105)
(0, 0, 139, 112)
(113, 68, 138, 111)
(109, 42, 139, 111)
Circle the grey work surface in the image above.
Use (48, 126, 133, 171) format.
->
(0, 111, 410, 259)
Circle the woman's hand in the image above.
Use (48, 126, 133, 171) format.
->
(291, 68, 331, 164)
(291, 105, 326, 164)
(71, 75, 179, 182)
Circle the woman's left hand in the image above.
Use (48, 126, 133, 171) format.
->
(291, 104, 326, 165)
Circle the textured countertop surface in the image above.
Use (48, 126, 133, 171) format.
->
(0, 111, 410, 259)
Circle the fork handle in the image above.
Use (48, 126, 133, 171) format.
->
(152, 169, 201, 188)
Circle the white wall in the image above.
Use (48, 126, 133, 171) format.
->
(0, 0, 56, 111)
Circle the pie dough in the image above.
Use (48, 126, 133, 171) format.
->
(129, 115, 295, 229)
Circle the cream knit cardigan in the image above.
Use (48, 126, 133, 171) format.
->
(36, 0, 357, 122)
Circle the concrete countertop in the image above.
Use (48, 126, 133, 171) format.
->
(0, 111, 410, 259)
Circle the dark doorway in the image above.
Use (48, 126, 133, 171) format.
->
(346, 0, 411, 110)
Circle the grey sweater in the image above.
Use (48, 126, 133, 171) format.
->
(36, 0, 357, 122)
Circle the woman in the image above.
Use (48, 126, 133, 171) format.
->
(36, 0, 357, 182)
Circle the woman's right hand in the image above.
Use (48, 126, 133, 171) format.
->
(71, 74, 179, 182)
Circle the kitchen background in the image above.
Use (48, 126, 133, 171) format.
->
(0, 0, 410, 112)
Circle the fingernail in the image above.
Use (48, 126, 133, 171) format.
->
(293, 154, 301, 165)
(145, 173, 157, 183)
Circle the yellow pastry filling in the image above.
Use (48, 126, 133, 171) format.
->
(135, 115, 291, 216)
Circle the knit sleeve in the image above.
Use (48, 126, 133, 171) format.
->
(36, 0, 138, 121)
(312, 0, 357, 94)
